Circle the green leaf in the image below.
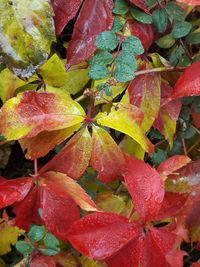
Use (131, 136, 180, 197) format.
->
(122, 36, 144, 55)
(15, 241, 34, 256)
(111, 17, 124, 33)
(89, 64, 110, 80)
(165, 2, 185, 22)
(27, 224, 46, 242)
(185, 32, 200, 44)
(130, 7, 153, 24)
(90, 51, 113, 66)
(156, 34, 175, 49)
(152, 8, 168, 33)
(171, 21, 192, 39)
(169, 47, 185, 66)
(113, 0, 129, 15)
(44, 233, 60, 251)
(95, 31, 118, 51)
(0, 0, 55, 79)
(38, 248, 59, 256)
(149, 148, 167, 167)
(96, 83, 112, 96)
(193, 97, 200, 113)
(114, 51, 137, 82)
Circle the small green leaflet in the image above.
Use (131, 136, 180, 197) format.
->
(185, 32, 200, 45)
(114, 51, 137, 83)
(90, 51, 113, 66)
(95, 31, 118, 51)
(111, 17, 124, 33)
(122, 36, 144, 55)
(44, 233, 60, 251)
(165, 2, 185, 22)
(152, 8, 168, 33)
(27, 224, 46, 242)
(156, 35, 175, 49)
(38, 248, 59, 256)
(16, 241, 34, 256)
(89, 64, 110, 80)
(171, 21, 192, 39)
(113, 0, 129, 15)
(131, 7, 153, 24)
(97, 83, 112, 96)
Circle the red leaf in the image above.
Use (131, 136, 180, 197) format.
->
(124, 155, 164, 221)
(0, 177, 33, 209)
(40, 127, 91, 180)
(13, 185, 43, 230)
(51, 0, 82, 36)
(155, 192, 188, 220)
(129, 0, 150, 14)
(91, 126, 125, 183)
(128, 19, 154, 51)
(177, 0, 200, 6)
(40, 171, 97, 212)
(30, 255, 56, 267)
(170, 61, 200, 99)
(157, 155, 191, 176)
(192, 111, 200, 128)
(67, 212, 142, 260)
(40, 186, 80, 241)
(67, 0, 114, 65)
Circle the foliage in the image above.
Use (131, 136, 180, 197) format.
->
(0, 0, 200, 266)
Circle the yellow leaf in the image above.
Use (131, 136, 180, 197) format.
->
(79, 255, 107, 267)
(96, 104, 154, 153)
(119, 136, 145, 160)
(0, 223, 24, 255)
(38, 54, 89, 95)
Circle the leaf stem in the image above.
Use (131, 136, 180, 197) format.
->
(34, 159, 38, 177)
(135, 66, 185, 76)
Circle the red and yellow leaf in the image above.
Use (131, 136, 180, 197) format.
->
(91, 125, 125, 183)
(40, 127, 91, 179)
(0, 91, 85, 140)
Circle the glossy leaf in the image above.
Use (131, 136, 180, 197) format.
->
(19, 124, 81, 160)
(30, 255, 56, 267)
(67, 0, 114, 65)
(27, 224, 46, 242)
(0, 91, 85, 140)
(91, 126, 125, 183)
(157, 155, 191, 176)
(16, 241, 34, 256)
(68, 212, 142, 260)
(170, 61, 200, 99)
(14, 189, 43, 231)
(152, 8, 168, 33)
(128, 71, 161, 131)
(96, 104, 154, 153)
(0, 0, 55, 78)
(130, 7, 152, 24)
(171, 21, 192, 39)
(0, 177, 33, 208)
(40, 127, 91, 180)
(124, 155, 164, 221)
(40, 171, 97, 212)
(51, 0, 82, 36)
(113, 0, 129, 15)
(40, 185, 80, 242)
(95, 31, 118, 51)
(127, 19, 155, 52)
(122, 36, 144, 55)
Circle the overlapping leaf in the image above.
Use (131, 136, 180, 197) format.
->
(0, 91, 85, 140)
(96, 104, 154, 153)
(91, 126, 125, 183)
(128, 71, 161, 131)
(124, 155, 164, 221)
(51, 0, 82, 36)
(0, 0, 55, 78)
(67, 0, 114, 65)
